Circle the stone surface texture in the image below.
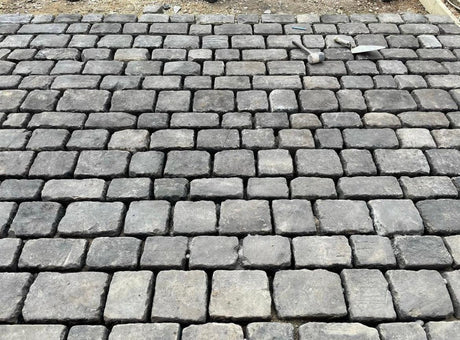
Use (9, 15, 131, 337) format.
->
(0, 11, 459, 338)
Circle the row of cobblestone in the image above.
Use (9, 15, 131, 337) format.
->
(1, 269, 460, 323)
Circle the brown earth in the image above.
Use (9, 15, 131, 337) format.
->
(0, 0, 427, 16)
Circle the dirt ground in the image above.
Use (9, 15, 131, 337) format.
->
(0, 0, 428, 16)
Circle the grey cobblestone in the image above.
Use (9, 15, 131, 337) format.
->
(0, 12, 460, 333)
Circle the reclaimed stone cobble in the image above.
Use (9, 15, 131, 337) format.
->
(0, 11, 459, 338)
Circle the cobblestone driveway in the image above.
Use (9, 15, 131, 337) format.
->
(0, 11, 460, 340)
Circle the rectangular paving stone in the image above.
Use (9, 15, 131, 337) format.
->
(151, 270, 208, 323)
(209, 270, 271, 320)
(74, 150, 130, 178)
(338, 176, 402, 199)
(182, 324, 243, 340)
(41, 179, 106, 201)
(273, 269, 347, 319)
(0, 179, 43, 201)
(272, 199, 316, 235)
(19, 238, 87, 270)
(0, 325, 67, 340)
(369, 199, 424, 236)
(104, 271, 153, 323)
(377, 322, 427, 340)
(86, 237, 141, 269)
(23, 272, 109, 322)
(290, 177, 337, 199)
(58, 201, 125, 237)
(189, 236, 239, 269)
(299, 323, 380, 340)
(67, 325, 108, 340)
(293, 236, 351, 268)
(190, 178, 244, 199)
(109, 323, 180, 340)
(124, 200, 170, 236)
(400, 176, 458, 199)
(341, 269, 396, 322)
(0, 238, 21, 269)
(241, 235, 291, 269)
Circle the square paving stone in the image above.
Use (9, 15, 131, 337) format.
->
(18, 238, 87, 270)
(393, 235, 452, 269)
(377, 322, 427, 340)
(29, 151, 78, 178)
(189, 236, 239, 269)
(124, 200, 170, 235)
(374, 149, 430, 175)
(299, 323, 380, 340)
(350, 235, 396, 269)
(315, 200, 374, 234)
(0, 90, 27, 112)
(213, 150, 255, 177)
(241, 235, 291, 268)
(273, 269, 347, 319)
(341, 269, 396, 322)
(58, 201, 125, 237)
(74, 150, 130, 178)
(219, 200, 272, 235)
(129, 151, 164, 177)
(86, 237, 141, 269)
(247, 322, 294, 340)
(164, 151, 210, 177)
(258, 149, 293, 176)
(109, 323, 180, 340)
(0, 238, 21, 269)
(0, 325, 67, 340)
(67, 325, 108, 340)
(104, 271, 153, 323)
(209, 270, 271, 320)
(386, 270, 454, 320)
(340, 149, 378, 175)
(173, 201, 216, 235)
(272, 199, 316, 235)
(9, 201, 63, 237)
(140, 236, 188, 269)
(151, 270, 208, 323)
(182, 323, 244, 340)
(0, 272, 32, 322)
(369, 199, 424, 236)
(23, 272, 109, 322)
(416, 199, 460, 234)
(296, 149, 343, 177)
(293, 236, 351, 268)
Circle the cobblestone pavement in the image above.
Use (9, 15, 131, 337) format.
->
(0, 11, 460, 340)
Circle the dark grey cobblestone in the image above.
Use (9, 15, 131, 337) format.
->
(0, 11, 459, 337)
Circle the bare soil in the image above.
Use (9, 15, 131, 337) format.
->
(0, 0, 427, 16)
